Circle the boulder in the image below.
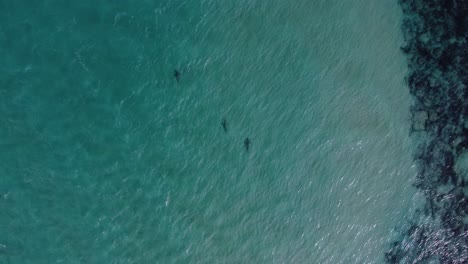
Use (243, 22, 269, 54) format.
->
(414, 111, 429, 131)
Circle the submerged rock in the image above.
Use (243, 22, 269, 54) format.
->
(388, 0, 468, 262)
(413, 111, 428, 131)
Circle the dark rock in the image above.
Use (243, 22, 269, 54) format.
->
(400, 45, 411, 54)
(438, 46, 456, 70)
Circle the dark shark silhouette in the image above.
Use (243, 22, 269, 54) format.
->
(244, 137, 250, 151)
(221, 118, 227, 132)
(174, 69, 180, 82)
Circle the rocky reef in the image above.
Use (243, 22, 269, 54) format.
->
(386, 0, 468, 263)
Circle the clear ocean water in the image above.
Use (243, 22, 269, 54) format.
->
(0, 0, 421, 263)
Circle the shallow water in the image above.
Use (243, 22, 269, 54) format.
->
(0, 0, 419, 263)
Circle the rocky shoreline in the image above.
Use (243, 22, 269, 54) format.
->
(385, 0, 468, 263)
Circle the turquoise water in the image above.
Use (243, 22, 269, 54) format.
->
(1, 0, 419, 263)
